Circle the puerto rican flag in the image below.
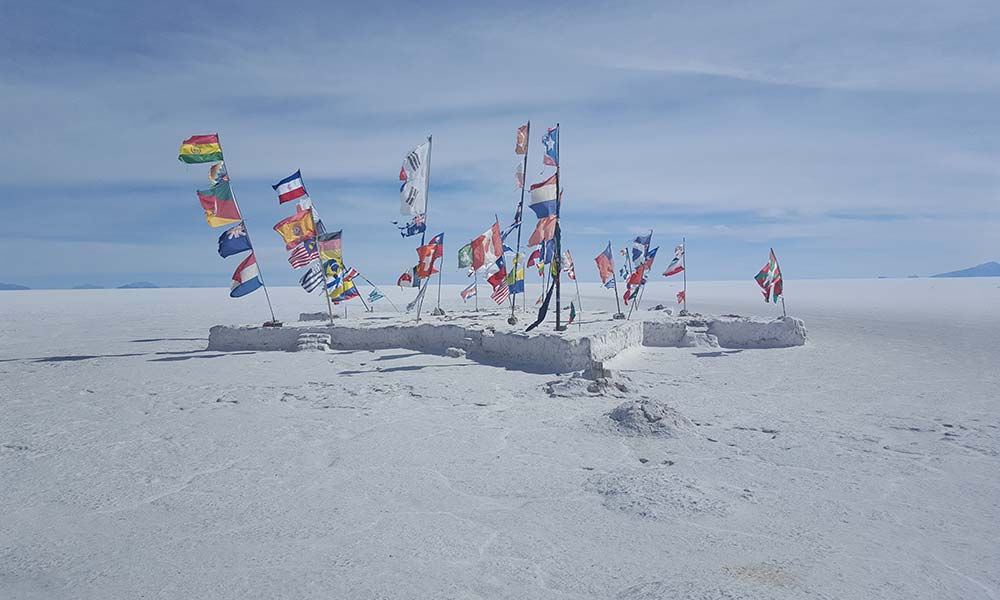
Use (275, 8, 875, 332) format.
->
(230, 253, 263, 298)
(272, 170, 310, 204)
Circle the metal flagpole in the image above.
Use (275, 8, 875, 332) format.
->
(611, 242, 625, 319)
(510, 121, 530, 324)
(422, 135, 444, 317)
(682, 236, 688, 313)
(216, 133, 277, 324)
(474, 270, 479, 312)
(554, 124, 564, 331)
(353, 277, 371, 312)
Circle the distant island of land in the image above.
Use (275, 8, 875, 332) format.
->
(116, 282, 159, 289)
(0, 282, 30, 290)
(931, 261, 1000, 278)
(72, 284, 106, 289)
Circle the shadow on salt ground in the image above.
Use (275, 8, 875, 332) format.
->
(692, 350, 744, 358)
(129, 337, 207, 343)
(31, 353, 147, 363)
(373, 352, 424, 361)
(339, 363, 464, 376)
(149, 351, 256, 362)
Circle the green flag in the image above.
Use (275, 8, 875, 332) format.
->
(458, 243, 473, 269)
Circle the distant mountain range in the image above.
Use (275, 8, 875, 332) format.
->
(117, 281, 159, 289)
(0, 282, 30, 290)
(931, 262, 1000, 278)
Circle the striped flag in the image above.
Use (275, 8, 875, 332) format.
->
(491, 283, 510, 305)
(343, 267, 359, 282)
(460, 282, 476, 302)
(288, 239, 319, 269)
(299, 263, 323, 293)
(562, 250, 576, 280)
(273, 170, 309, 204)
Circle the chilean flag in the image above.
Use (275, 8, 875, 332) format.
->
(230, 253, 263, 297)
(272, 170, 309, 204)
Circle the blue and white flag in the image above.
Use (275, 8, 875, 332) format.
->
(630, 233, 652, 268)
(368, 289, 384, 303)
(299, 263, 323, 293)
(393, 214, 426, 238)
(218, 222, 252, 258)
(542, 126, 558, 167)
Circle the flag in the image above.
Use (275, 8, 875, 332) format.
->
(567, 302, 576, 325)
(471, 221, 502, 270)
(217, 222, 252, 258)
(460, 282, 476, 302)
(515, 163, 524, 190)
(604, 279, 615, 289)
(541, 239, 556, 265)
(406, 280, 428, 312)
(343, 267, 359, 282)
(299, 263, 323, 293)
(505, 264, 525, 294)
(526, 279, 555, 331)
(754, 249, 783, 303)
(272, 170, 309, 204)
(491, 283, 510, 305)
(288, 239, 319, 269)
(197, 181, 242, 227)
(529, 174, 558, 218)
(208, 162, 228, 185)
(329, 279, 358, 302)
(397, 270, 413, 288)
(663, 243, 685, 277)
(369, 289, 384, 303)
(317, 230, 342, 263)
(527, 247, 542, 268)
(458, 243, 473, 270)
(563, 250, 576, 280)
(542, 126, 558, 167)
(630, 233, 652, 268)
(273, 210, 316, 250)
(527, 215, 557, 246)
(179, 134, 223, 164)
(230, 253, 262, 297)
(487, 257, 510, 304)
(624, 247, 658, 305)
(400, 140, 430, 215)
(415, 233, 444, 278)
(677, 290, 686, 304)
(515, 123, 529, 155)
(595, 243, 615, 284)
(392, 214, 426, 238)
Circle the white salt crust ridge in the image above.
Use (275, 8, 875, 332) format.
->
(208, 314, 805, 373)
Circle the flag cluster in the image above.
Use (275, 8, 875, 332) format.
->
(178, 134, 262, 298)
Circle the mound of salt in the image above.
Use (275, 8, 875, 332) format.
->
(608, 399, 693, 437)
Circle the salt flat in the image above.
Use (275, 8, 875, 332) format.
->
(1, 278, 998, 599)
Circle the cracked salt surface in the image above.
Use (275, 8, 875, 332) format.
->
(1, 280, 998, 599)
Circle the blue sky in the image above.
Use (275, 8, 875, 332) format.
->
(2, 0, 998, 288)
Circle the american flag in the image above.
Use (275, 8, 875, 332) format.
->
(491, 282, 510, 305)
(288, 239, 318, 269)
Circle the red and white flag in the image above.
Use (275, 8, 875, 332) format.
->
(471, 220, 503, 271)
(515, 123, 529, 155)
(676, 290, 686, 304)
(273, 170, 309, 204)
(288, 239, 318, 269)
(562, 250, 576, 280)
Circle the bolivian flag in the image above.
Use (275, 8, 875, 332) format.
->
(179, 134, 224, 163)
(197, 181, 242, 227)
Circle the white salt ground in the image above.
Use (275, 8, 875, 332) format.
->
(1, 278, 998, 599)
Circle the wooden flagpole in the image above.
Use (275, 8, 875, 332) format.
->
(553, 124, 565, 331)
(509, 121, 530, 324)
(296, 172, 335, 324)
(215, 134, 278, 324)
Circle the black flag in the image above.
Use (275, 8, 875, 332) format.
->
(525, 279, 556, 332)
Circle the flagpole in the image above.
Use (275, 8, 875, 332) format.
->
(420, 135, 444, 317)
(296, 172, 336, 325)
(611, 241, 625, 319)
(216, 133, 277, 324)
(353, 278, 371, 312)
(772, 247, 787, 317)
(510, 121, 530, 324)
(681, 236, 688, 313)
(634, 229, 653, 311)
(474, 270, 479, 312)
(358, 273, 399, 312)
(553, 123, 564, 332)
